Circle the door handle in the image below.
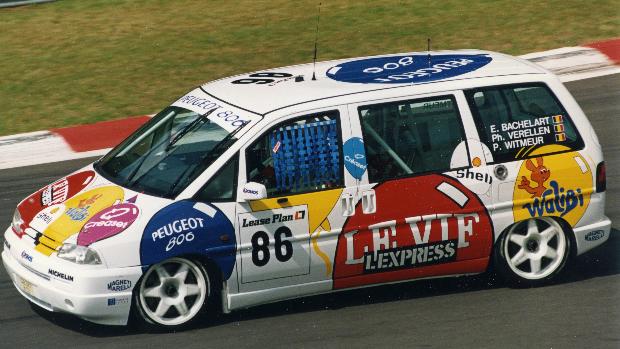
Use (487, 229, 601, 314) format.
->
(341, 193, 355, 216)
(362, 190, 376, 214)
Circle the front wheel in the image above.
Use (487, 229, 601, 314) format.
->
(494, 217, 571, 286)
(135, 257, 211, 329)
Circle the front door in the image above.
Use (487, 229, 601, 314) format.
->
(235, 108, 359, 293)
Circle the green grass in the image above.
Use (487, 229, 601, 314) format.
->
(0, 0, 618, 135)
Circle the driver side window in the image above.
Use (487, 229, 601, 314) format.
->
(195, 153, 239, 202)
(246, 111, 343, 197)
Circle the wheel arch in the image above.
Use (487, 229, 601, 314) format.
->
(492, 215, 577, 256)
(490, 215, 575, 285)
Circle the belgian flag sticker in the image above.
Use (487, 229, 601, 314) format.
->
(555, 133, 567, 142)
(552, 115, 564, 124)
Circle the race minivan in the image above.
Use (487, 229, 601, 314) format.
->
(2, 50, 611, 329)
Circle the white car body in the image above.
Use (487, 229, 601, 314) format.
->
(2, 49, 611, 326)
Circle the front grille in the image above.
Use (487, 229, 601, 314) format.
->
(21, 263, 50, 281)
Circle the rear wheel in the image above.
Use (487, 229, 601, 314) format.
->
(135, 257, 210, 329)
(495, 217, 570, 286)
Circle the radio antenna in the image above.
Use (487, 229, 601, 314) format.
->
(427, 37, 431, 68)
(311, 2, 322, 81)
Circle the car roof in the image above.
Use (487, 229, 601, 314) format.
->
(202, 49, 547, 116)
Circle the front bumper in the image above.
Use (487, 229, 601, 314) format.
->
(573, 217, 612, 256)
(2, 227, 143, 326)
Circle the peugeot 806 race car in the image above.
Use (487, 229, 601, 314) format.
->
(2, 50, 611, 329)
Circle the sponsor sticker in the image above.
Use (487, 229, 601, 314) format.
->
(48, 269, 74, 282)
(333, 175, 493, 289)
(513, 146, 591, 227)
(107, 297, 129, 306)
(585, 230, 604, 242)
(107, 279, 132, 292)
(140, 201, 236, 280)
(239, 205, 310, 283)
(18, 170, 96, 224)
(326, 54, 492, 84)
(172, 88, 255, 132)
(36, 186, 125, 256)
(77, 202, 140, 246)
(343, 137, 367, 180)
(20, 251, 33, 262)
(363, 240, 458, 273)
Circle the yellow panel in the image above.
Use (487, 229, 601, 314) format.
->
(513, 146, 592, 226)
(249, 188, 343, 235)
(38, 235, 60, 250)
(43, 186, 124, 245)
(35, 243, 55, 256)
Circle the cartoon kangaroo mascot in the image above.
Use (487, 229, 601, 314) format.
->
(518, 157, 550, 197)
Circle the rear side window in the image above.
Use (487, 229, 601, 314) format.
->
(246, 111, 343, 196)
(465, 84, 583, 163)
(358, 95, 466, 183)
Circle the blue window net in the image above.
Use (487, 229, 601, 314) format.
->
(269, 119, 341, 192)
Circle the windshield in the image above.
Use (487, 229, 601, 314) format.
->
(96, 105, 245, 198)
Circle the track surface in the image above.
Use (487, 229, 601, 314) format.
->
(1, 74, 618, 348)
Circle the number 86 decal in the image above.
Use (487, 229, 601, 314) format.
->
(251, 226, 293, 266)
(232, 72, 293, 85)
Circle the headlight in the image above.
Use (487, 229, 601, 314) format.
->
(57, 243, 102, 265)
(11, 209, 24, 235)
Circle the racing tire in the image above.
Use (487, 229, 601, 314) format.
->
(494, 217, 571, 287)
(134, 257, 212, 330)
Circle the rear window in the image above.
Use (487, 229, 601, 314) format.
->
(465, 83, 583, 163)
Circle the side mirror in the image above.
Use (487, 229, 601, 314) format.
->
(239, 182, 267, 201)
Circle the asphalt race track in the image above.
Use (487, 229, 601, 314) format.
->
(0, 74, 618, 348)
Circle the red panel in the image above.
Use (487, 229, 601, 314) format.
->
(18, 170, 96, 223)
(51, 116, 150, 152)
(586, 38, 620, 64)
(333, 174, 493, 290)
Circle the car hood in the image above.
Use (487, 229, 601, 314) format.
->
(16, 164, 172, 267)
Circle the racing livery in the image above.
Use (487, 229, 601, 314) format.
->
(2, 50, 610, 329)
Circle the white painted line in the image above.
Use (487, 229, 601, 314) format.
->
(520, 46, 618, 82)
(193, 202, 217, 217)
(559, 66, 620, 82)
(0, 132, 109, 170)
(574, 156, 588, 174)
(327, 66, 341, 75)
(436, 182, 469, 208)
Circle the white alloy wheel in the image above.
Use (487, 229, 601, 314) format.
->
(502, 217, 568, 281)
(138, 257, 209, 327)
